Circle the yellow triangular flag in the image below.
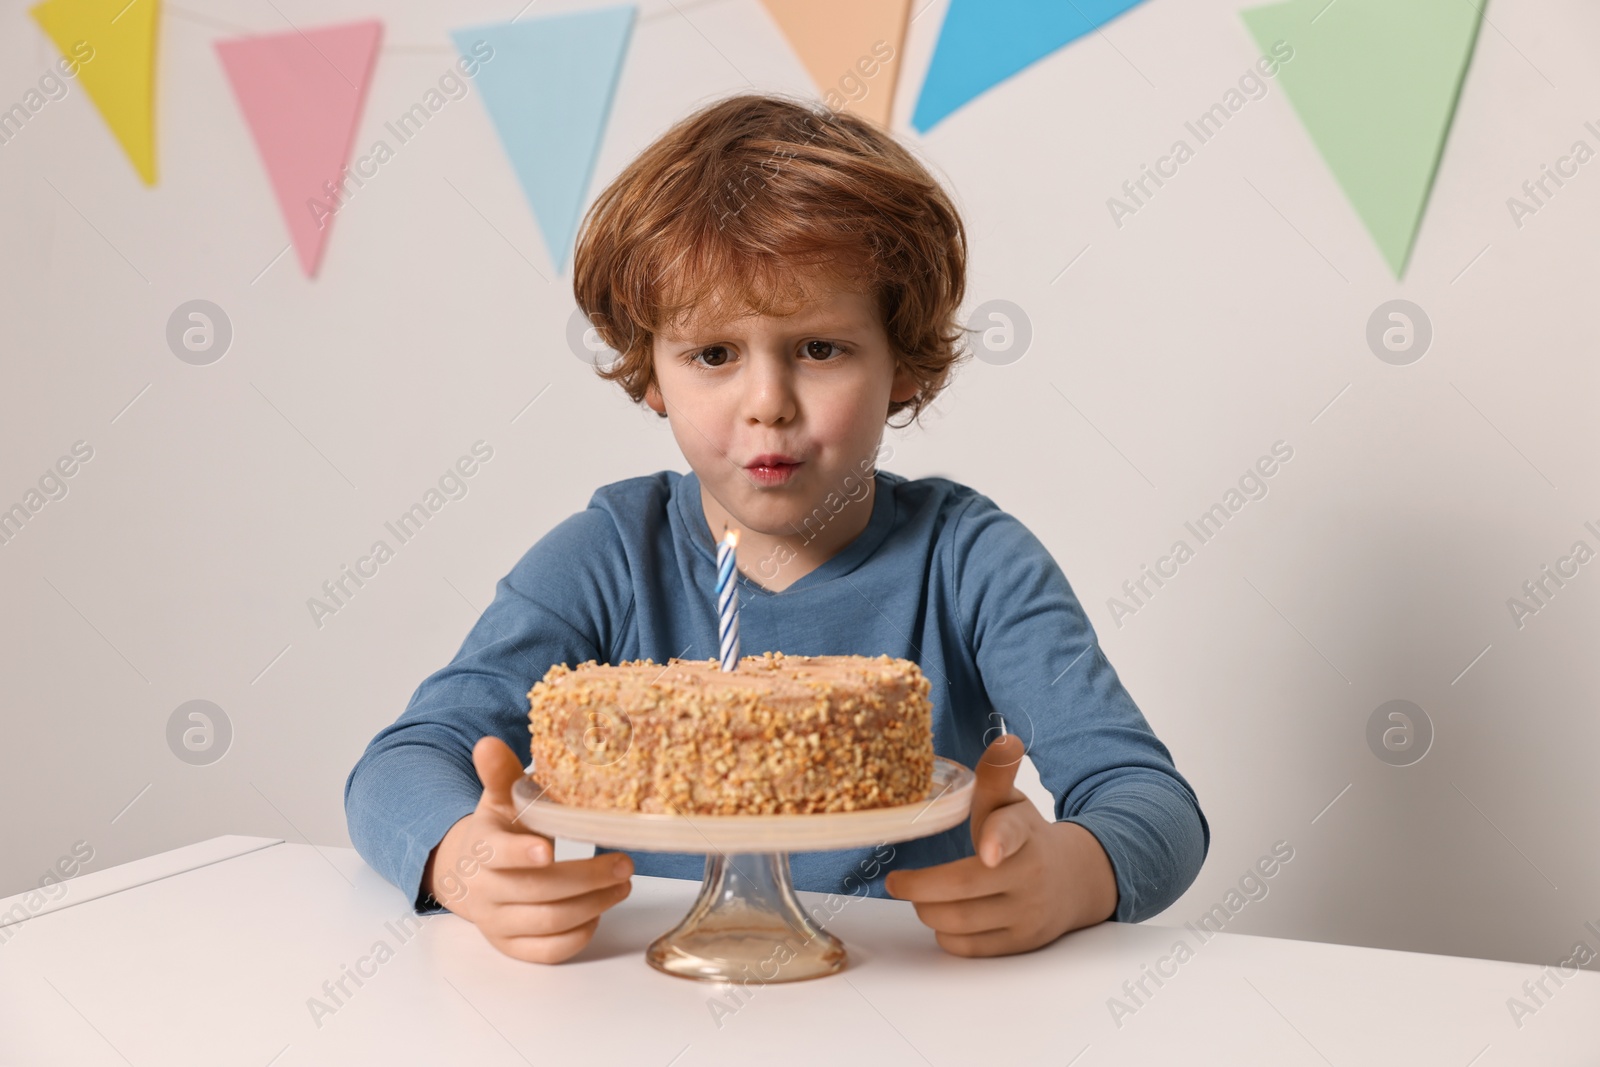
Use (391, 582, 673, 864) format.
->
(759, 0, 911, 128)
(30, 0, 160, 184)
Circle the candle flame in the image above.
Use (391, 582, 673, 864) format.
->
(726, 527, 740, 547)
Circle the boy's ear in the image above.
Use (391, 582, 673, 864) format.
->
(644, 379, 666, 415)
(889, 361, 919, 405)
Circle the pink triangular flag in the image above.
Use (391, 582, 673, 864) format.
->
(215, 20, 382, 277)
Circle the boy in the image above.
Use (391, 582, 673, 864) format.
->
(345, 92, 1208, 965)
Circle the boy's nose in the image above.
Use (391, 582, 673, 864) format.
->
(742, 355, 798, 424)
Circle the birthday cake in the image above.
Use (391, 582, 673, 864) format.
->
(525, 650, 935, 815)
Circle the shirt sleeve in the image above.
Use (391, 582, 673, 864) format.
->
(343, 505, 635, 914)
(952, 491, 1210, 924)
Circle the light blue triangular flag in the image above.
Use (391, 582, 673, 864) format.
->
(451, 6, 635, 272)
(911, 0, 1148, 134)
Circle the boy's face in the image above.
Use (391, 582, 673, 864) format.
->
(644, 284, 919, 538)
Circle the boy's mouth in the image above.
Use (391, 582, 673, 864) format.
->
(744, 454, 802, 485)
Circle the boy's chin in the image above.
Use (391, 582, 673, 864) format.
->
(722, 492, 802, 526)
(711, 486, 814, 533)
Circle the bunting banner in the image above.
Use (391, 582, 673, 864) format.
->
(758, 0, 912, 129)
(911, 0, 1148, 134)
(22, 0, 1495, 283)
(452, 5, 635, 274)
(1242, 0, 1485, 277)
(29, 0, 161, 184)
(215, 20, 382, 278)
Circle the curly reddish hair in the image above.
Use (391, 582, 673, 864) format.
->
(571, 91, 970, 428)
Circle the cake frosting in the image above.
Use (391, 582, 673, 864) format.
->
(525, 649, 934, 815)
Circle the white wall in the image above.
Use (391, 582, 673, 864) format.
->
(3, 0, 1595, 974)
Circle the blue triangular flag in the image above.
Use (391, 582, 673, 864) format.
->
(451, 6, 635, 272)
(911, 0, 1148, 134)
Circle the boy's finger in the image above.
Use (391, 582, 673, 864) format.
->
(968, 735, 1028, 853)
(905, 891, 1015, 937)
(473, 735, 527, 819)
(475, 827, 557, 869)
(885, 854, 1005, 903)
(491, 852, 634, 903)
(492, 880, 633, 936)
(494, 915, 602, 964)
(933, 925, 1024, 959)
(977, 804, 1029, 868)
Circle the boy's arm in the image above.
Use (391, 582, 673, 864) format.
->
(343, 508, 634, 914)
(952, 494, 1210, 924)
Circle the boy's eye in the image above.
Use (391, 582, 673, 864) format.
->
(687, 345, 731, 368)
(803, 340, 845, 360)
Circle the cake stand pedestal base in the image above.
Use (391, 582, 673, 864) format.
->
(646, 851, 844, 982)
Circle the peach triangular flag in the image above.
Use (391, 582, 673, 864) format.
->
(758, 0, 911, 128)
(29, 0, 161, 184)
(215, 20, 382, 277)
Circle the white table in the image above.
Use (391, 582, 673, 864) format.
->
(1, 836, 1594, 1065)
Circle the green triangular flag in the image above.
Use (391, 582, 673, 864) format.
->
(1242, 0, 1484, 277)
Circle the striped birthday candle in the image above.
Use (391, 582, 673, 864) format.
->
(716, 525, 740, 671)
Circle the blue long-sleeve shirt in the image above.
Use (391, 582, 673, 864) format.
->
(344, 467, 1209, 922)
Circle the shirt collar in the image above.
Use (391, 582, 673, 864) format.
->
(672, 466, 897, 595)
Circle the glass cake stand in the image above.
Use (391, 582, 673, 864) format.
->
(510, 756, 974, 983)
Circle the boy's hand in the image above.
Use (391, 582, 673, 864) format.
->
(422, 736, 634, 964)
(884, 734, 1118, 956)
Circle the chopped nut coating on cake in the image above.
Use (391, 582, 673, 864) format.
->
(526, 650, 934, 814)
